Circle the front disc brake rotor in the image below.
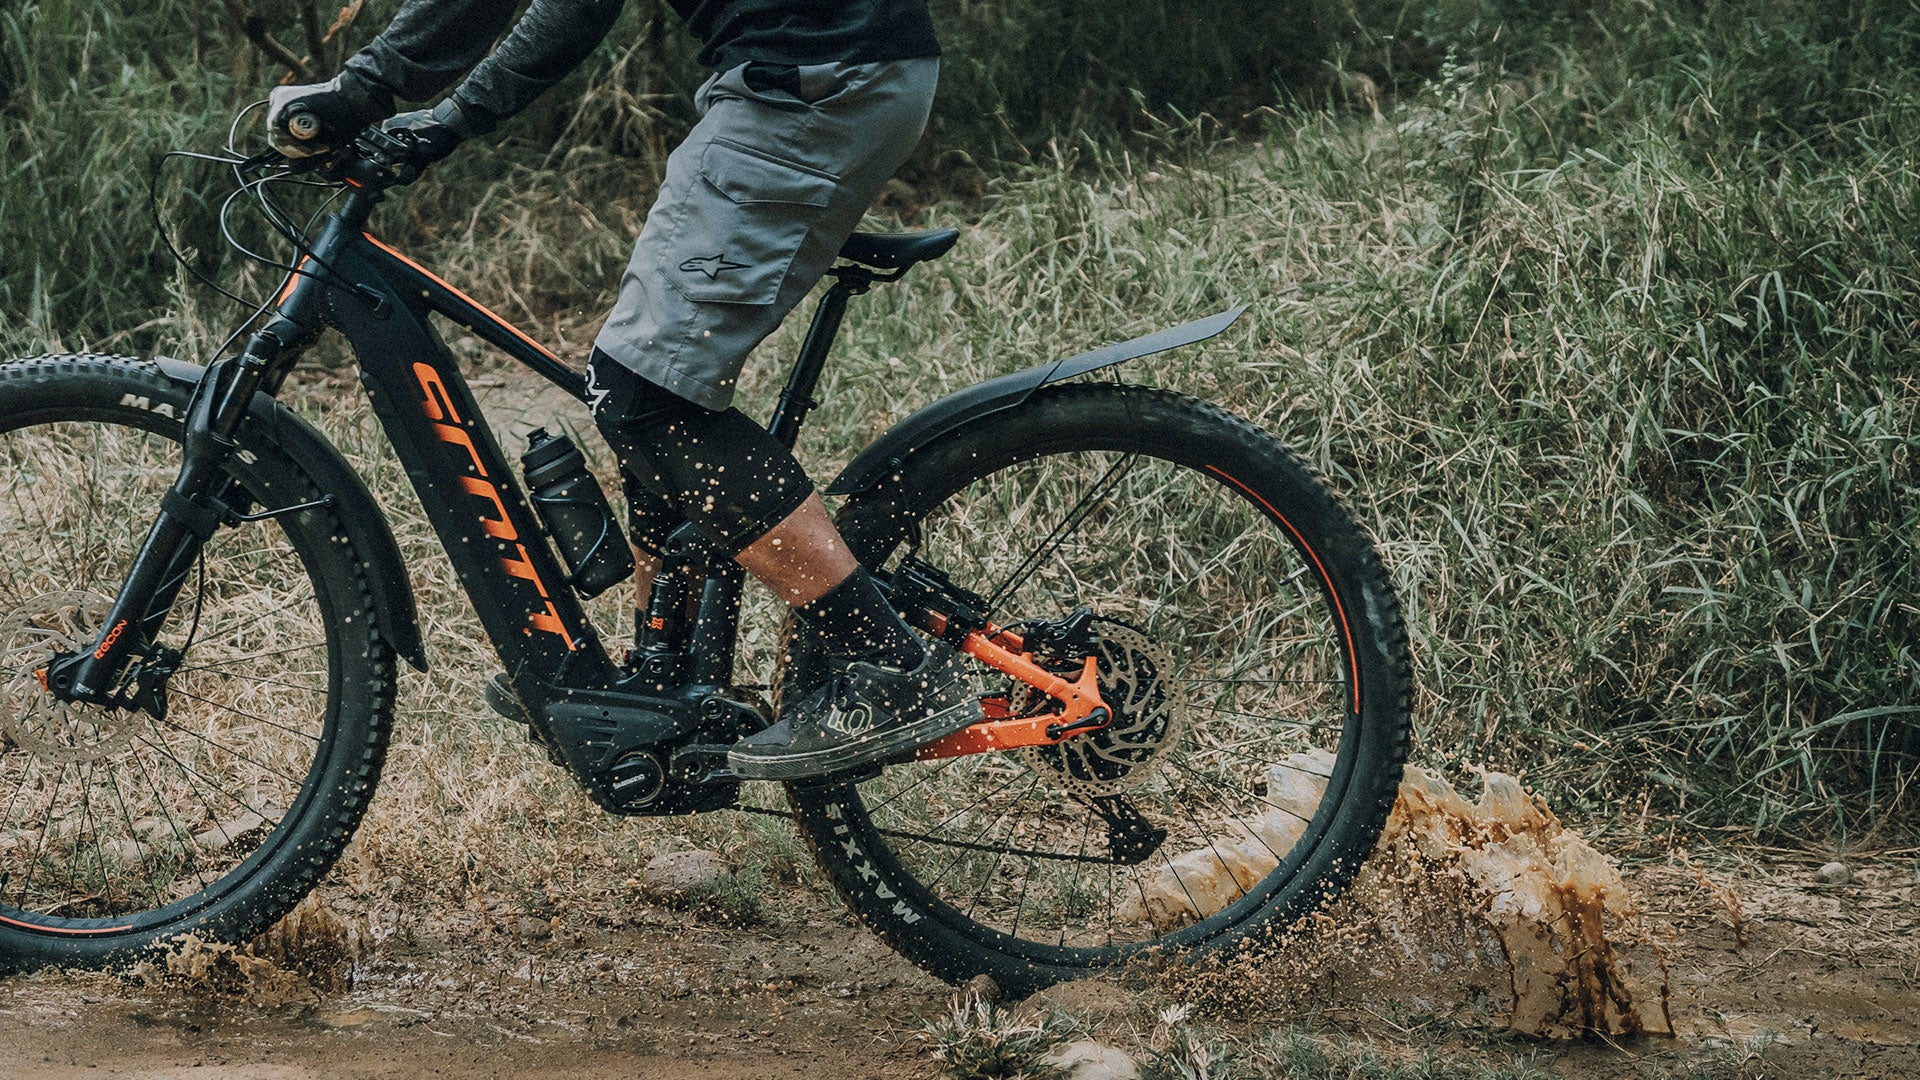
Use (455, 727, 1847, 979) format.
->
(0, 590, 136, 764)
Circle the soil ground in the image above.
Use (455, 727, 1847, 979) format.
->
(2, 853, 1915, 1079)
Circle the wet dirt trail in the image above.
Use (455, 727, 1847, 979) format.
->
(0, 921, 950, 1079)
(3, 856, 1917, 1079)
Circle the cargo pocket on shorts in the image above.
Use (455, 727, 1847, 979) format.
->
(669, 138, 838, 305)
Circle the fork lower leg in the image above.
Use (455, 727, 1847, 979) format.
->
(45, 329, 296, 704)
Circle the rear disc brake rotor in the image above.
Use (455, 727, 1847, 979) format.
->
(1013, 618, 1183, 796)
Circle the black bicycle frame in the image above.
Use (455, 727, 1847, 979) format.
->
(52, 181, 857, 758)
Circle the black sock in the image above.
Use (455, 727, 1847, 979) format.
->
(794, 568, 926, 671)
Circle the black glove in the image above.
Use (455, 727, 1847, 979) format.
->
(380, 98, 477, 168)
(267, 76, 394, 158)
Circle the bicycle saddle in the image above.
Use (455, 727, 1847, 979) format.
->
(837, 228, 960, 270)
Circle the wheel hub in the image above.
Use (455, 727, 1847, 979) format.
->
(1019, 618, 1183, 796)
(0, 591, 138, 764)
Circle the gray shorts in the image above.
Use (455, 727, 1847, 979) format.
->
(591, 57, 938, 410)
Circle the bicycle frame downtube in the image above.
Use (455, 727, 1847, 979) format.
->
(301, 227, 617, 699)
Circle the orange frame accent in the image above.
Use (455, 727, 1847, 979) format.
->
(913, 618, 1113, 760)
(360, 232, 566, 365)
(913, 460, 1364, 760)
(0, 912, 134, 934)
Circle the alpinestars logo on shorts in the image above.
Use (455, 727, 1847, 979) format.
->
(679, 253, 750, 280)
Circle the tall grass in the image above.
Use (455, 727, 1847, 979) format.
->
(769, 0, 1920, 836)
(0, 0, 1367, 356)
(2, 0, 1916, 859)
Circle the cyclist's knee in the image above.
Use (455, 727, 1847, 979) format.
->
(590, 349, 814, 556)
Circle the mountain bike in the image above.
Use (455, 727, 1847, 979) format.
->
(0, 120, 1410, 995)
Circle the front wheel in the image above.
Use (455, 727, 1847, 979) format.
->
(789, 384, 1411, 995)
(0, 355, 393, 973)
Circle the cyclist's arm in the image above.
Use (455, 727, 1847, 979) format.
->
(342, 0, 627, 134)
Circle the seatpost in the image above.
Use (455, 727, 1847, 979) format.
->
(768, 269, 869, 447)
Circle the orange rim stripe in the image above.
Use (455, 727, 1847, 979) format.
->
(0, 912, 135, 934)
(1203, 465, 1363, 715)
(272, 255, 314, 308)
(361, 233, 565, 365)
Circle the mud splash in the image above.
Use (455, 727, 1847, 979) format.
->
(1149, 756, 1673, 1038)
(129, 894, 364, 1001)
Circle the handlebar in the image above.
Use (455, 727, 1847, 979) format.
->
(283, 104, 323, 143)
(265, 113, 427, 192)
(282, 105, 320, 144)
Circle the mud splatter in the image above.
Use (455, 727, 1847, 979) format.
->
(129, 895, 364, 1001)
(1152, 759, 1672, 1038)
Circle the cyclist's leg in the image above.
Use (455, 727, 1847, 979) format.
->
(589, 354, 978, 776)
(589, 56, 939, 412)
(588, 353, 921, 670)
(618, 473, 669, 627)
(585, 55, 939, 656)
(583, 56, 974, 770)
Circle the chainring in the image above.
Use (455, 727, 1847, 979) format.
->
(1015, 618, 1183, 796)
(0, 590, 137, 764)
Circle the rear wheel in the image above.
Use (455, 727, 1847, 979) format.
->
(0, 355, 392, 972)
(788, 385, 1410, 994)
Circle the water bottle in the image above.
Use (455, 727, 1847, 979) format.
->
(520, 428, 634, 598)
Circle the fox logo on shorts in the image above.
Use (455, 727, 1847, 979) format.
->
(679, 253, 750, 280)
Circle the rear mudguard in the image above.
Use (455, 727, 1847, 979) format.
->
(154, 357, 428, 671)
(824, 306, 1247, 496)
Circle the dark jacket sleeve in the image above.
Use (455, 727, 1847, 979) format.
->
(340, 0, 627, 134)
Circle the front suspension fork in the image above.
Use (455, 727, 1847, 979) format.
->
(45, 324, 305, 706)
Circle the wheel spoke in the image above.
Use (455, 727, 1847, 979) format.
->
(982, 452, 1138, 614)
(16, 763, 68, 908)
(792, 394, 1409, 976)
(99, 762, 163, 912)
(141, 710, 306, 787)
(169, 686, 322, 743)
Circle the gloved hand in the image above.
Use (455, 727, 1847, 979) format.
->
(267, 76, 393, 157)
(381, 98, 476, 168)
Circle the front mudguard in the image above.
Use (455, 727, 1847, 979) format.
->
(151, 357, 427, 671)
(825, 306, 1246, 498)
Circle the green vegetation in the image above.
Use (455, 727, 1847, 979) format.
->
(0, 0, 1367, 354)
(925, 995, 1082, 1080)
(3, 0, 1917, 845)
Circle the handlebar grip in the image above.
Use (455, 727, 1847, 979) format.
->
(284, 106, 322, 142)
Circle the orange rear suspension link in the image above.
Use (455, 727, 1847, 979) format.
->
(914, 613, 1112, 761)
